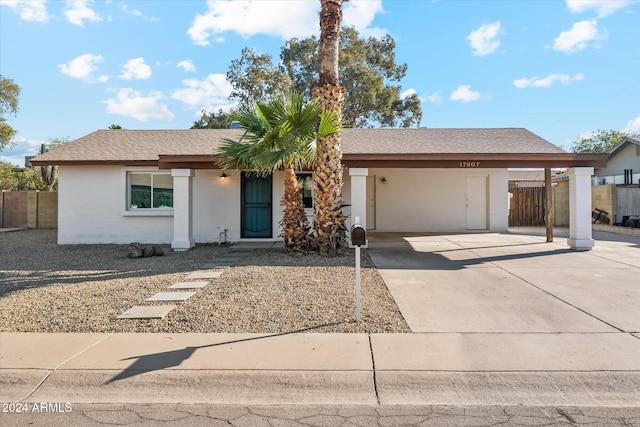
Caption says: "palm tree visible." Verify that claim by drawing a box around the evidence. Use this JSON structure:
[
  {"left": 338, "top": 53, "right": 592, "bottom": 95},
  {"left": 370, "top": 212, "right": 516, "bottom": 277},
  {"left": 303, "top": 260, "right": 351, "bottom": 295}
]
[
  {"left": 313, "top": 0, "right": 348, "bottom": 255},
  {"left": 218, "top": 93, "right": 339, "bottom": 252}
]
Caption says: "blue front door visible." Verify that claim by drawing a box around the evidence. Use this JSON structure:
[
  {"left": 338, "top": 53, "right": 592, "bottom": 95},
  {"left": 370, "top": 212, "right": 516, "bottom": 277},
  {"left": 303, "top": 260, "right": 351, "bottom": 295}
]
[{"left": 241, "top": 172, "right": 272, "bottom": 238}]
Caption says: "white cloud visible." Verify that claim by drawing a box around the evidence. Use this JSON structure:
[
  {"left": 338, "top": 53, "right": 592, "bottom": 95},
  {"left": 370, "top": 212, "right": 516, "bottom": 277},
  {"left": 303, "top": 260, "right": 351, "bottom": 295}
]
[
  {"left": 171, "top": 74, "right": 233, "bottom": 107},
  {"left": 188, "top": 1, "right": 317, "bottom": 45},
  {"left": 0, "top": 136, "right": 46, "bottom": 167},
  {"left": 97, "top": 74, "right": 109, "bottom": 83},
  {"left": 119, "top": 58, "right": 152, "bottom": 80},
  {"left": 342, "top": 0, "right": 387, "bottom": 38},
  {"left": 118, "top": 2, "right": 158, "bottom": 21},
  {"left": 187, "top": 0, "right": 385, "bottom": 46},
  {"left": 467, "top": 22, "right": 501, "bottom": 56},
  {"left": 450, "top": 85, "right": 488, "bottom": 103},
  {"left": 177, "top": 60, "right": 196, "bottom": 73},
  {"left": 513, "top": 73, "right": 585, "bottom": 88},
  {"left": 400, "top": 88, "right": 425, "bottom": 102},
  {"left": 566, "top": 0, "right": 633, "bottom": 17},
  {"left": 103, "top": 88, "right": 175, "bottom": 121},
  {"left": 119, "top": 2, "right": 142, "bottom": 17},
  {"left": 553, "top": 19, "right": 605, "bottom": 53},
  {"left": 426, "top": 91, "right": 443, "bottom": 104},
  {"left": 65, "top": 0, "right": 102, "bottom": 27},
  {"left": 1, "top": 0, "right": 50, "bottom": 23},
  {"left": 58, "top": 53, "right": 103, "bottom": 79},
  {"left": 623, "top": 113, "right": 640, "bottom": 134}
]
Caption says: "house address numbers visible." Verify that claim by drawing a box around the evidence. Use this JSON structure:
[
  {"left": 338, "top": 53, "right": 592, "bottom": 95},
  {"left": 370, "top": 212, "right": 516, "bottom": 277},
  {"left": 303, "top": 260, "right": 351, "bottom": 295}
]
[{"left": 459, "top": 161, "right": 480, "bottom": 167}]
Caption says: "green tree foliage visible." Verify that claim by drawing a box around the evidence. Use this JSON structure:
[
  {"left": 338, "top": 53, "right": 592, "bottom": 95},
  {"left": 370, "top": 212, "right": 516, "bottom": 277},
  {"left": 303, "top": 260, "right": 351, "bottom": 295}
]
[
  {"left": 227, "top": 48, "right": 294, "bottom": 106},
  {"left": 191, "top": 109, "right": 233, "bottom": 129},
  {"left": 570, "top": 129, "right": 639, "bottom": 153},
  {"left": 224, "top": 27, "right": 422, "bottom": 128},
  {"left": 108, "top": 124, "right": 122, "bottom": 129},
  {"left": 0, "top": 75, "right": 21, "bottom": 151},
  {"left": 0, "top": 161, "right": 45, "bottom": 190}
]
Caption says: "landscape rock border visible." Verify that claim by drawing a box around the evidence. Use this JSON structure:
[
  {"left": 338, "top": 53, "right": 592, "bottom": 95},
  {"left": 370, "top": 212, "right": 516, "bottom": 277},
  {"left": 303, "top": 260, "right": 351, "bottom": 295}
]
[{"left": 126, "top": 243, "right": 165, "bottom": 258}]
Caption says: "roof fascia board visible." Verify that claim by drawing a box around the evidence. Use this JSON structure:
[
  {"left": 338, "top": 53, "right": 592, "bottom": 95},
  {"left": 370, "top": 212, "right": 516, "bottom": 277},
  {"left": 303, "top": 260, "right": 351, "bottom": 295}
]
[{"left": 29, "top": 159, "right": 158, "bottom": 167}]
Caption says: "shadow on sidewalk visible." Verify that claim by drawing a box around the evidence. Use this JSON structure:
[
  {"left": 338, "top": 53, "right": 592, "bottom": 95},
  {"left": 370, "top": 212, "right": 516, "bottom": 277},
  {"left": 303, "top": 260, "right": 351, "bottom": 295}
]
[{"left": 106, "top": 322, "right": 344, "bottom": 384}]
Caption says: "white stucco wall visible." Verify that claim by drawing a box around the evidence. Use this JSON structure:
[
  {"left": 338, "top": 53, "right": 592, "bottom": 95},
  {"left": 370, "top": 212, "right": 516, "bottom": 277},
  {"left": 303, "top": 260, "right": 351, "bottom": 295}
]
[
  {"left": 58, "top": 166, "right": 284, "bottom": 244},
  {"left": 192, "top": 169, "right": 284, "bottom": 243},
  {"left": 343, "top": 168, "right": 508, "bottom": 232},
  {"left": 58, "top": 166, "right": 174, "bottom": 244},
  {"left": 58, "top": 165, "right": 508, "bottom": 244}
]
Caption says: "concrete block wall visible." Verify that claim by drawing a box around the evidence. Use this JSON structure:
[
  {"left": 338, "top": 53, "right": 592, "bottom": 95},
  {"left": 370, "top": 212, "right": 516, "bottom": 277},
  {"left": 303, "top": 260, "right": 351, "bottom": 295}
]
[
  {"left": 591, "top": 184, "right": 616, "bottom": 222},
  {"left": 1, "top": 191, "right": 29, "bottom": 228},
  {"left": 37, "top": 191, "right": 58, "bottom": 229},
  {"left": 553, "top": 182, "right": 569, "bottom": 226},
  {"left": 0, "top": 191, "right": 58, "bottom": 229},
  {"left": 27, "top": 191, "right": 38, "bottom": 228},
  {"left": 554, "top": 183, "right": 618, "bottom": 227}
]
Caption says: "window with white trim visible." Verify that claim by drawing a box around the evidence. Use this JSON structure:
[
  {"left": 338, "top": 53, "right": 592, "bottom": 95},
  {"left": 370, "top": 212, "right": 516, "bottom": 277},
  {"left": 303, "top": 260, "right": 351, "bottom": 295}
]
[
  {"left": 296, "top": 173, "right": 314, "bottom": 209},
  {"left": 127, "top": 172, "right": 173, "bottom": 209}
]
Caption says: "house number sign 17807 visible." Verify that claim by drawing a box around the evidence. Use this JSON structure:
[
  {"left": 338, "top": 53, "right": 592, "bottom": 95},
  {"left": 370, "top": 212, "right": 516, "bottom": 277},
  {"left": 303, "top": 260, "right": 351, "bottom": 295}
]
[{"left": 459, "top": 161, "right": 480, "bottom": 167}]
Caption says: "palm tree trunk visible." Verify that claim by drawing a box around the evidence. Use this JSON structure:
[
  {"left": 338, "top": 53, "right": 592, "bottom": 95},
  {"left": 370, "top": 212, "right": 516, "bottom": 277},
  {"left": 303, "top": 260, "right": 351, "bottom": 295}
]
[
  {"left": 313, "top": 0, "right": 347, "bottom": 255},
  {"left": 280, "top": 166, "right": 311, "bottom": 252}
]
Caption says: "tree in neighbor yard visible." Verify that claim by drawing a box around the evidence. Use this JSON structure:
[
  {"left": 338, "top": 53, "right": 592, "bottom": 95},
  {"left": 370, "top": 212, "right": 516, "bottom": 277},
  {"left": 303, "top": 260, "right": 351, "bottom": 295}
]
[
  {"left": 0, "top": 74, "right": 20, "bottom": 152},
  {"left": 570, "top": 129, "right": 639, "bottom": 153},
  {"left": 39, "top": 137, "right": 70, "bottom": 191},
  {"left": 217, "top": 92, "right": 340, "bottom": 252},
  {"left": 312, "top": 0, "right": 348, "bottom": 255},
  {"left": 0, "top": 161, "right": 45, "bottom": 191},
  {"left": 222, "top": 27, "right": 422, "bottom": 129},
  {"left": 190, "top": 108, "right": 232, "bottom": 129}
]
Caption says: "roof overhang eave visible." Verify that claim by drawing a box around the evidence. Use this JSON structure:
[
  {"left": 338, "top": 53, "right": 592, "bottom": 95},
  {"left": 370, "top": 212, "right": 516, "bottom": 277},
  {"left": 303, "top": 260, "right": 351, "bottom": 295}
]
[
  {"left": 29, "top": 159, "right": 158, "bottom": 167},
  {"left": 342, "top": 153, "right": 607, "bottom": 168}
]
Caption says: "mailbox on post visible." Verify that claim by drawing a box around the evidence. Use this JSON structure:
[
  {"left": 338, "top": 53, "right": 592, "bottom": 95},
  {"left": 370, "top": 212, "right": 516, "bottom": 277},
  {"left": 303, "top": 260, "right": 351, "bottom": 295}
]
[
  {"left": 350, "top": 223, "right": 367, "bottom": 247},
  {"left": 351, "top": 218, "right": 366, "bottom": 323}
]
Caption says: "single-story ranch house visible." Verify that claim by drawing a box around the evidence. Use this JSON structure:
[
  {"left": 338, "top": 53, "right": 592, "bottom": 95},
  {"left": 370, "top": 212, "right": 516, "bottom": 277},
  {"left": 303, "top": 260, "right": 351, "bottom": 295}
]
[{"left": 31, "top": 128, "right": 606, "bottom": 250}]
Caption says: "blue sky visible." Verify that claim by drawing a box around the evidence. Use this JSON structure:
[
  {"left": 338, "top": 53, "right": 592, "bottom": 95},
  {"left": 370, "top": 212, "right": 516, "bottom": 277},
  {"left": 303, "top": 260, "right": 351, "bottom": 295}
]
[{"left": 1, "top": 0, "right": 639, "bottom": 166}]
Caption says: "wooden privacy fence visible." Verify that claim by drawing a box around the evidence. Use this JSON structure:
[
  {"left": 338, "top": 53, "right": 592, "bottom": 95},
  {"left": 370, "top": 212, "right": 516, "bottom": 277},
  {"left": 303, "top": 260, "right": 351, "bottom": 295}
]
[
  {"left": 616, "top": 187, "right": 640, "bottom": 224},
  {"left": 509, "top": 187, "right": 546, "bottom": 226},
  {"left": 0, "top": 191, "right": 57, "bottom": 229}
]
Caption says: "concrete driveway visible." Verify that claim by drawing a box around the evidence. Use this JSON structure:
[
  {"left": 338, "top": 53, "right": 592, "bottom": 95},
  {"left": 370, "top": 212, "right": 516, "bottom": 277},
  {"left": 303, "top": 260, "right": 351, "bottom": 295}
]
[{"left": 367, "top": 227, "right": 640, "bottom": 334}]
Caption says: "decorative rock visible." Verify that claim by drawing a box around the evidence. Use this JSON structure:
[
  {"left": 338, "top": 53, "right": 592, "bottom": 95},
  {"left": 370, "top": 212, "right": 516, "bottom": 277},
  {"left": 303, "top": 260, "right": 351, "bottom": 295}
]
[
  {"left": 126, "top": 243, "right": 143, "bottom": 258},
  {"left": 142, "top": 245, "right": 154, "bottom": 258},
  {"left": 127, "top": 243, "right": 164, "bottom": 258}
]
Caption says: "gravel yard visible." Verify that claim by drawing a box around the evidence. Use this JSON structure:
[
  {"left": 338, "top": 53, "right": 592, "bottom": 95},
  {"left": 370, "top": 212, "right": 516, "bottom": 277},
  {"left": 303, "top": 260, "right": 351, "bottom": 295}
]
[{"left": 0, "top": 229, "right": 409, "bottom": 333}]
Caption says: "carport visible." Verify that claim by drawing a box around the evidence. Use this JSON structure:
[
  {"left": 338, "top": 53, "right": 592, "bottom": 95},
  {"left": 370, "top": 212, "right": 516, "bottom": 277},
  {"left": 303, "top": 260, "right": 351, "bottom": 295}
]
[{"left": 342, "top": 128, "right": 606, "bottom": 250}]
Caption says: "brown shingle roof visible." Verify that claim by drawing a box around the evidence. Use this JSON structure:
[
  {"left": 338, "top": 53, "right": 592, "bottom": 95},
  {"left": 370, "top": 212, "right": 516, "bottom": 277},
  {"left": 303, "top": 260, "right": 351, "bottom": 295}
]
[
  {"left": 341, "top": 128, "right": 565, "bottom": 154},
  {"left": 32, "top": 128, "right": 565, "bottom": 165}
]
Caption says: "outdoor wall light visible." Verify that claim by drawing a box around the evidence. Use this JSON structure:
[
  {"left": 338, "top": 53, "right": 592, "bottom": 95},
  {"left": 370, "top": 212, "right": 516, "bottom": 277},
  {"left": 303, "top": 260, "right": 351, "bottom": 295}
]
[
  {"left": 381, "top": 177, "right": 387, "bottom": 184},
  {"left": 220, "top": 172, "right": 227, "bottom": 181}
]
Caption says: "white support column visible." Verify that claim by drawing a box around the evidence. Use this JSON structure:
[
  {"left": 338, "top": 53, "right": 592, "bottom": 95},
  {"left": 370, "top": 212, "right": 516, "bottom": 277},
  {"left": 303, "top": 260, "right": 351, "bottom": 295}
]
[
  {"left": 349, "top": 168, "right": 368, "bottom": 229},
  {"left": 567, "top": 167, "right": 595, "bottom": 250},
  {"left": 171, "top": 169, "right": 195, "bottom": 251}
]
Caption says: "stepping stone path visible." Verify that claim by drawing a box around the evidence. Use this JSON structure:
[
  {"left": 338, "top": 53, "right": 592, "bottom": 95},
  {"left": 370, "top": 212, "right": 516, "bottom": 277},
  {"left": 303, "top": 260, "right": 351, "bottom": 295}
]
[
  {"left": 185, "top": 271, "right": 222, "bottom": 280},
  {"left": 169, "top": 281, "right": 209, "bottom": 289},
  {"left": 117, "top": 305, "right": 176, "bottom": 319},
  {"left": 117, "top": 246, "right": 255, "bottom": 320},
  {"left": 146, "top": 291, "right": 196, "bottom": 302}
]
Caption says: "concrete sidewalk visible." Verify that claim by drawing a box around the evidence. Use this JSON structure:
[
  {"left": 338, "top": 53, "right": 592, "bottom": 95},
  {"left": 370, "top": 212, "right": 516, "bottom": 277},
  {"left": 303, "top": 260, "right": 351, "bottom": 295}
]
[
  {"left": 2, "top": 332, "right": 640, "bottom": 406},
  {"left": 1, "top": 228, "right": 639, "bottom": 408}
]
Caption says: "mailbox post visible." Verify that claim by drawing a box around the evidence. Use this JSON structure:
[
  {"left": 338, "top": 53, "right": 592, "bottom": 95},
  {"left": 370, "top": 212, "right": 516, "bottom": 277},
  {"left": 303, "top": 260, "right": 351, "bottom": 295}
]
[{"left": 350, "top": 217, "right": 367, "bottom": 323}]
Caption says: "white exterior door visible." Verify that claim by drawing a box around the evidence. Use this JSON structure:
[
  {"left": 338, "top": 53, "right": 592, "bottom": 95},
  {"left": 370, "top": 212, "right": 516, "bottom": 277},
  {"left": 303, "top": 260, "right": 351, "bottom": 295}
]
[
  {"left": 366, "top": 175, "right": 376, "bottom": 230},
  {"left": 466, "top": 175, "right": 488, "bottom": 230}
]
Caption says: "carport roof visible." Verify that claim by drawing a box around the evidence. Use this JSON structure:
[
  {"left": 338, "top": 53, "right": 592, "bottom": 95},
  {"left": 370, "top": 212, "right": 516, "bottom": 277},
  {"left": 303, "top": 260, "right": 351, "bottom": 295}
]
[{"left": 31, "top": 128, "right": 606, "bottom": 169}]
